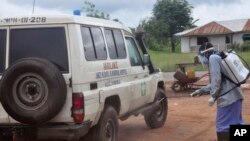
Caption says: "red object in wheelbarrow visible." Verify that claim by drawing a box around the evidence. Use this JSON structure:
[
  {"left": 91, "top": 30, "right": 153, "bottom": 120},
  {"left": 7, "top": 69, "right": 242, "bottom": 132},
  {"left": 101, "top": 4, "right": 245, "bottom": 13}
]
[{"left": 171, "top": 70, "right": 209, "bottom": 92}]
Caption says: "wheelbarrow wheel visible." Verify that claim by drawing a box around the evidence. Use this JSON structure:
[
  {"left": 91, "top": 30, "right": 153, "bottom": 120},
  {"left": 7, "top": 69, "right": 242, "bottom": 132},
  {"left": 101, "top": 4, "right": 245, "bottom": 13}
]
[{"left": 171, "top": 81, "right": 183, "bottom": 93}]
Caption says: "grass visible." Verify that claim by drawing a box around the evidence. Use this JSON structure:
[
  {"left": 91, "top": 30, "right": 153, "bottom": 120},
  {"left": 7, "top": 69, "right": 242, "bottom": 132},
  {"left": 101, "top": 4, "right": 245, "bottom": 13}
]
[
  {"left": 238, "top": 52, "right": 250, "bottom": 67},
  {"left": 149, "top": 50, "right": 250, "bottom": 72}
]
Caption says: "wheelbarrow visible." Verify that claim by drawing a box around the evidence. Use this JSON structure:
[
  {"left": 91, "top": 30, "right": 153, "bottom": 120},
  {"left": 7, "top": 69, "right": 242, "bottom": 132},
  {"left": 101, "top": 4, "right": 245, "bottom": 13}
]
[{"left": 171, "top": 70, "right": 209, "bottom": 92}]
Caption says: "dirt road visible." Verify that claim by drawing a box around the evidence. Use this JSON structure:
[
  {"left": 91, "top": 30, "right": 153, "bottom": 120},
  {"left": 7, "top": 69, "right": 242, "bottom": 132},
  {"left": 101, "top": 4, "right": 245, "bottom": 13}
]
[
  {"left": 15, "top": 80, "right": 250, "bottom": 141},
  {"left": 118, "top": 88, "right": 250, "bottom": 141}
]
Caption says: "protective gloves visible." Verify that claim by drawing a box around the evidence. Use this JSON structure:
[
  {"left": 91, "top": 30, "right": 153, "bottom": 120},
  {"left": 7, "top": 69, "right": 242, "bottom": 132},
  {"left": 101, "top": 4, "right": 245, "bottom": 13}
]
[
  {"left": 208, "top": 97, "right": 215, "bottom": 106},
  {"left": 190, "top": 89, "right": 202, "bottom": 97}
]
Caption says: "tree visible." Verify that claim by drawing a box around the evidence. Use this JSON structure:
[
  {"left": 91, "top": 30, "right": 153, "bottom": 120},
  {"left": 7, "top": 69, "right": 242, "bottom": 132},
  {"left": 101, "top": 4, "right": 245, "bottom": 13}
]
[
  {"left": 82, "top": 1, "right": 122, "bottom": 23},
  {"left": 141, "top": 17, "right": 170, "bottom": 51},
  {"left": 82, "top": 1, "right": 110, "bottom": 20},
  {"left": 153, "top": 0, "right": 194, "bottom": 52}
]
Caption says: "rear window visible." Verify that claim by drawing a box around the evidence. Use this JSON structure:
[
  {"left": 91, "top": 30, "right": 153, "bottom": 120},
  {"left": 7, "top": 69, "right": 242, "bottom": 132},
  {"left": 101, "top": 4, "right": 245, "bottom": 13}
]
[
  {"left": 0, "top": 30, "right": 6, "bottom": 73},
  {"left": 9, "top": 27, "right": 69, "bottom": 72}
]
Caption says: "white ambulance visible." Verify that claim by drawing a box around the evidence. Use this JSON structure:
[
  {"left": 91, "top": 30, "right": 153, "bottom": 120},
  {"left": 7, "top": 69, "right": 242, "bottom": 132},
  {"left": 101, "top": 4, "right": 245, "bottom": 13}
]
[{"left": 0, "top": 15, "right": 167, "bottom": 141}]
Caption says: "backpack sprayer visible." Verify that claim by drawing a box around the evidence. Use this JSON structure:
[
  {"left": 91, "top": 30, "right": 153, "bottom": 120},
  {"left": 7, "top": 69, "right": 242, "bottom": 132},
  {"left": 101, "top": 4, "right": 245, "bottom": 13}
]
[
  {"left": 220, "top": 50, "right": 250, "bottom": 86},
  {"left": 209, "top": 50, "right": 250, "bottom": 105}
]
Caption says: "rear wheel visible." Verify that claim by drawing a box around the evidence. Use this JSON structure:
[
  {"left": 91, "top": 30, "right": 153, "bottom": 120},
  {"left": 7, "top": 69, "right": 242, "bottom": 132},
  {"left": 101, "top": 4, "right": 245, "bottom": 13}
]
[
  {"left": 83, "top": 105, "right": 118, "bottom": 141},
  {"left": 144, "top": 88, "right": 167, "bottom": 129}
]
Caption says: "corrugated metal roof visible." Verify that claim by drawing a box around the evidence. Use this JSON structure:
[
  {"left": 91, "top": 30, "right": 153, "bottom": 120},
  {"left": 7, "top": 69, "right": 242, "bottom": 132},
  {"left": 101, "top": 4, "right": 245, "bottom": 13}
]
[
  {"left": 174, "top": 27, "right": 198, "bottom": 36},
  {"left": 176, "top": 19, "right": 250, "bottom": 37},
  {"left": 184, "top": 21, "right": 232, "bottom": 36},
  {"left": 243, "top": 19, "right": 250, "bottom": 32},
  {"left": 218, "top": 19, "right": 248, "bottom": 32}
]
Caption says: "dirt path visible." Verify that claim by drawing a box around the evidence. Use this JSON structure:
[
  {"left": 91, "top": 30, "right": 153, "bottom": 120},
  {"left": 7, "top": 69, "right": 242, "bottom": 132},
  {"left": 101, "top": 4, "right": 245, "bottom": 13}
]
[{"left": 119, "top": 88, "right": 250, "bottom": 141}]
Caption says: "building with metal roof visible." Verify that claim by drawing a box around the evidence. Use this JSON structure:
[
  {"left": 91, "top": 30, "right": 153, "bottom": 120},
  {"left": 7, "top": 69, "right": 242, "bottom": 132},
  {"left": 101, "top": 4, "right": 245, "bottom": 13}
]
[{"left": 175, "top": 19, "right": 250, "bottom": 53}]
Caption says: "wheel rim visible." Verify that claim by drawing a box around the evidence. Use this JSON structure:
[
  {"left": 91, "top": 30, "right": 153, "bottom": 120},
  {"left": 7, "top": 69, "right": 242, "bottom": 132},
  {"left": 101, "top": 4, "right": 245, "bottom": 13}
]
[
  {"left": 172, "top": 82, "right": 182, "bottom": 92},
  {"left": 12, "top": 73, "right": 49, "bottom": 110},
  {"left": 155, "top": 97, "right": 166, "bottom": 121},
  {"left": 105, "top": 119, "right": 115, "bottom": 141}
]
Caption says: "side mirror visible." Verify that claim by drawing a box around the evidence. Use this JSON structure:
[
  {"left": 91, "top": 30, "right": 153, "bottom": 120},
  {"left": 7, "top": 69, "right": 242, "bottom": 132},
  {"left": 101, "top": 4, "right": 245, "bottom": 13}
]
[{"left": 143, "top": 54, "right": 150, "bottom": 66}]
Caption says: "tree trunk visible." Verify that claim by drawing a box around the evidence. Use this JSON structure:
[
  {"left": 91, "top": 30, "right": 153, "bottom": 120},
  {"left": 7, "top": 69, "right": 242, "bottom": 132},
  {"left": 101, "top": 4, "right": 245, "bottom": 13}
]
[{"left": 170, "top": 37, "right": 175, "bottom": 52}]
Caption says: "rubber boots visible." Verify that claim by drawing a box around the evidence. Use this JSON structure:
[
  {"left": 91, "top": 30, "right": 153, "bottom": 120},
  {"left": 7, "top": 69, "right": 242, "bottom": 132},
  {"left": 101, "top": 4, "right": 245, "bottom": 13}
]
[{"left": 217, "top": 132, "right": 229, "bottom": 141}]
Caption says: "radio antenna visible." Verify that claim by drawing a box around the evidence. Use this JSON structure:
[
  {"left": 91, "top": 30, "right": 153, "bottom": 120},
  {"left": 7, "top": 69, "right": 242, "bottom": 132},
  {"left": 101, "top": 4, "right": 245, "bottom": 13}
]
[{"left": 32, "top": 0, "right": 36, "bottom": 14}]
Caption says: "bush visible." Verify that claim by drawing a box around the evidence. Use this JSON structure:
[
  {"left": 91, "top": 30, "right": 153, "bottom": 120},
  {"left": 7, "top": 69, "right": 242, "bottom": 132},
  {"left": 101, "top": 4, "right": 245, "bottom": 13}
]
[
  {"left": 146, "top": 37, "right": 169, "bottom": 51},
  {"left": 231, "top": 42, "right": 241, "bottom": 51},
  {"left": 241, "top": 41, "right": 250, "bottom": 51}
]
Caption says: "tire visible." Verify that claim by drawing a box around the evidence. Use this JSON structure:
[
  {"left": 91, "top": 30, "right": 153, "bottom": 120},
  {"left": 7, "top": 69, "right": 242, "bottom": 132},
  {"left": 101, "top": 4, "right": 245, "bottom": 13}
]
[
  {"left": 0, "top": 57, "right": 67, "bottom": 125},
  {"left": 144, "top": 88, "right": 168, "bottom": 129},
  {"left": 171, "top": 81, "right": 183, "bottom": 92},
  {"left": 83, "top": 105, "right": 118, "bottom": 141}
]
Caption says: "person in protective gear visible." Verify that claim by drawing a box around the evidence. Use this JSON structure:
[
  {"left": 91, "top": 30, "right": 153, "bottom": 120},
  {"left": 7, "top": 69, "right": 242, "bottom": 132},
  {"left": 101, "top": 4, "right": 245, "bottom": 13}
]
[{"left": 192, "top": 42, "right": 244, "bottom": 141}]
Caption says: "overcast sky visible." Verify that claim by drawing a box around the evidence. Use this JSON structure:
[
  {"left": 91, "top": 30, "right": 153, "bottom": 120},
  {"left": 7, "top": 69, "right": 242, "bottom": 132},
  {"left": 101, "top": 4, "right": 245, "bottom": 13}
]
[{"left": 0, "top": 0, "right": 250, "bottom": 27}]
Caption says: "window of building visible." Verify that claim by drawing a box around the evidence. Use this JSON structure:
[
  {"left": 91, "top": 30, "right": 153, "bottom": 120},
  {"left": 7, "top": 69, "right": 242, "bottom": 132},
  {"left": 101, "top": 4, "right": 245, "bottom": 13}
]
[
  {"left": 242, "top": 34, "right": 250, "bottom": 41},
  {"left": 197, "top": 37, "right": 208, "bottom": 45},
  {"left": 225, "top": 36, "right": 230, "bottom": 44},
  {"left": 81, "top": 26, "right": 107, "bottom": 61},
  {"left": 10, "top": 27, "right": 69, "bottom": 72},
  {"left": 0, "top": 30, "right": 6, "bottom": 73},
  {"left": 105, "top": 29, "right": 126, "bottom": 59}
]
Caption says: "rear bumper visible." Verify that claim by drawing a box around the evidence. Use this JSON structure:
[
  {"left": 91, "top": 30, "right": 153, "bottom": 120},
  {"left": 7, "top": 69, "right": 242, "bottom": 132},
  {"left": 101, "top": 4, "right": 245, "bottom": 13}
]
[{"left": 0, "top": 120, "right": 92, "bottom": 140}]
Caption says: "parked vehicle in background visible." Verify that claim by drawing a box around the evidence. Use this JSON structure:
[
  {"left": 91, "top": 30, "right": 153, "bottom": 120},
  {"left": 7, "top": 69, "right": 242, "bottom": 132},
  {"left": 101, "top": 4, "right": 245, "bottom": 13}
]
[{"left": 0, "top": 15, "right": 167, "bottom": 141}]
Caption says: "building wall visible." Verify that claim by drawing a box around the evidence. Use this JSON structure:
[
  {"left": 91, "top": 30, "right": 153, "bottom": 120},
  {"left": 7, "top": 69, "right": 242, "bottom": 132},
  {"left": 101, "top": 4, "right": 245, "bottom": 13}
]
[
  {"left": 181, "top": 37, "right": 190, "bottom": 53},
  {"left": 232, "top": 33, "right": 244, "bottom": 45},
  {"left": 190, "top": 37, "right": 197, "bottom": 46},
  {"left": 180, "top": 37, "right": 199, "bottom": 52},
  {"left": 209, "top": 35, "right": 226, "bottom": 51},
  {"left": 181, "top": 36, "right": 226, "bottom": 52},
  {"left": 180, "top": 33, "right": 247, "bottom": 53}
]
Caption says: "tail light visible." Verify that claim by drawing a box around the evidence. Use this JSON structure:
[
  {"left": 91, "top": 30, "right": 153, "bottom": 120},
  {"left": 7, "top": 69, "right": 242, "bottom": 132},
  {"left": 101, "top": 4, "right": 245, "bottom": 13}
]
[{"left": 72, "top": 92, "right": 84, "bottom": 123}]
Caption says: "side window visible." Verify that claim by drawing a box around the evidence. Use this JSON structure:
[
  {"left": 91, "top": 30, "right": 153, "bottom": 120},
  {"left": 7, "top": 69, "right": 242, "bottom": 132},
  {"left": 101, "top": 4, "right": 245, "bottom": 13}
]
[
  {"left": 125, "top": 37, "right": 142, "bottom": 66},
  {"left": 81, "top": 27, "right": 95, "bottom": 60},
  {"left": 81, "top": 26, "right": 107, "bottom": 61},
  {"left": 0, "top": 30, "right": 6, "bottom": 73},
  {"left": 113, "top": 30, "right": 126, "bottom": 58},
  {"left": 105, "top": 30, "right": 117, "bottom": 59},
  {"left": 10, "top": 27, "right": 69, "bottom": 72},
  {"left": 105, "top": 29, "right": 126, "bottom": 59}
]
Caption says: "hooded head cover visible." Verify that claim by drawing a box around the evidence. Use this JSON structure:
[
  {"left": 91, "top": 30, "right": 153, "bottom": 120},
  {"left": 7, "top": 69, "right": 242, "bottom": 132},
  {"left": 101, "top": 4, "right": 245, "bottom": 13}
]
[{"left": 198, "top": 42, "right": 215, "bottom": 65}]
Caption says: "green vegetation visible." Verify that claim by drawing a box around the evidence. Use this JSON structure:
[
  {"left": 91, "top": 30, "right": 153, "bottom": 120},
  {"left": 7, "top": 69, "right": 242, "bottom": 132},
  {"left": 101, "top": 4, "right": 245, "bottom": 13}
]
[
  {"left": 141, "top": 0, "right": 196, "bottom": 52},
  {"left": 82, "top": 1, "right": 120, "bottom": 22},
  {"left": 241, "top": 41, "right": 250, "bottom": 51},
  {"left": 238, "top": 52, "right": 250, "bottom": 65},
  {"left": 149, "top": 50, "right": 200, "bottom": 72},
  {"left": 149, "top": 50, "right": 250, "bottom": 72}
]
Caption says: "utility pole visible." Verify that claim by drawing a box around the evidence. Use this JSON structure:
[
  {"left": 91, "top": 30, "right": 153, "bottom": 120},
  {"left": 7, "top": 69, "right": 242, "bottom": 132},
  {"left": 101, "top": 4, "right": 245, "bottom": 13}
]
[{"left": 32, "top": 0, "right": 36, "bottom": 14}]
